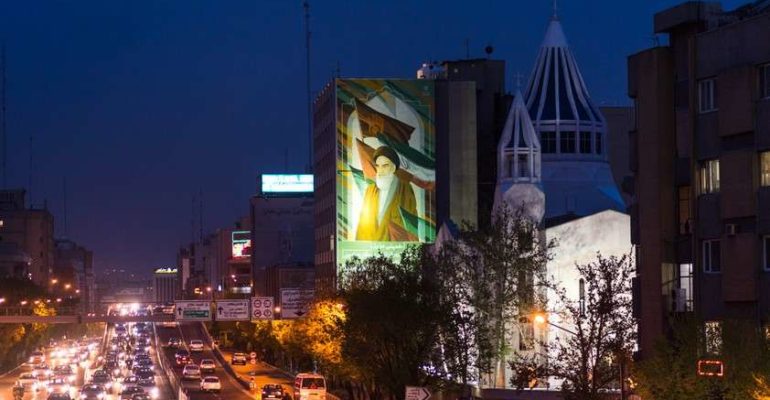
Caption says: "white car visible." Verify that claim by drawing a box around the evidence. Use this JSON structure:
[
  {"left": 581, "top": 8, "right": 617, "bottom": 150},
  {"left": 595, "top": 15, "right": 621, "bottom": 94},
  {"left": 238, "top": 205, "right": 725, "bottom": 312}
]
[
  {"left": 182, "top": 365, "right": 201, "bottom": 380},
  {"left": 199, "top": 359, "right": 216, "bottom": 373},
  {"left": 188, "top": 340, "right": 204, "bottom": 352},
  {"left": 200, "top": 376, "right": 221, "bottom": 393}
]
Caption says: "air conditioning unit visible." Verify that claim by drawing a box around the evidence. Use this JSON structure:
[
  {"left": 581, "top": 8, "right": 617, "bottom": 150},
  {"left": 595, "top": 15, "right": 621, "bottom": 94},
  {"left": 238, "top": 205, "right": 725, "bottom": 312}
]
[
  {"left": 672, "top": 288, "right": 687, "bottom": 312},
  {"left": 726, "top": 223, "right": 737, "bottom": 236}
]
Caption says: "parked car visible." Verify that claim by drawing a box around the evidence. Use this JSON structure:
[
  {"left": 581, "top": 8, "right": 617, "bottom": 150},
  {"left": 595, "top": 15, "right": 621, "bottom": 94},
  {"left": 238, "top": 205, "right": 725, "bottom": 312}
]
[
  {"left": 231, "top": 352, "right": 247, "bottom": 365},
  {"left": 199, "top": 359, "right": 216, "bottom": 373},
  {"left": 188, "top": 340, "right": 204, "bottom": 352},
  {"left": 200, "top": 376, "right": 221, "bottom": 393},
  {"left": 182, "top": 365, "right": 201, "bottom": 380}
]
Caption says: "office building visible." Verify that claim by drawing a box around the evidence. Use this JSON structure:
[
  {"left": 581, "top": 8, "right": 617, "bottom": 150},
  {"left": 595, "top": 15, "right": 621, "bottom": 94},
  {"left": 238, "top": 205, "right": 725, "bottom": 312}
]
[
  {"left": 0, "top": 190, "right": 55, "bottom": 286},
  {"left": 54, "top": 239, "right": 94, "bottom": 313},
  {"left": 628, "top": 1, "right": 770, "bottom": 359},
  {"left": 153, "top": 267, "right": 179, "bottom": 304}
]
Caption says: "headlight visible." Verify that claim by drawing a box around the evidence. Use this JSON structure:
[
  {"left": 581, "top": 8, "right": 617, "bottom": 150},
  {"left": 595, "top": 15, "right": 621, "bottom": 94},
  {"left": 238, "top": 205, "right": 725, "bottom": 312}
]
[
  {"left": 69, "top": 376, "right": 76, "bottom": 382},
  {"left": 150, "top": 387, "right": 159, "bottom": 398},
  {"left": 32, "top": 371, "right": 38, "bottom": 377},
  {"left": 29, "top": 357, "right": 34, "bottom": 363},
  {"left": 97, "top": 394, "right": 104, "bottom": 399},
  {"left": 114, "top": 368, "right": 120, "bottom": 375}
]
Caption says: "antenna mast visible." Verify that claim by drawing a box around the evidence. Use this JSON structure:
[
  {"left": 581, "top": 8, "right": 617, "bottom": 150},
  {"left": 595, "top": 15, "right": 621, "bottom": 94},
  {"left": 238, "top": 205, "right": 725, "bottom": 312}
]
[
  {"left": 63, "top": 177, "right": 68, "bottom": 238},
  {"left": 304, "top": 1, "right": 312, "bottom": 173},
  {"left": 198, "top": 188, "right": 203, "bottom": 242},
  {"left": 1, "top": 43, "right": 6, "bottom": 189},
  {"left": 29, "top": 135, "right": 33, "bottom": 206}
]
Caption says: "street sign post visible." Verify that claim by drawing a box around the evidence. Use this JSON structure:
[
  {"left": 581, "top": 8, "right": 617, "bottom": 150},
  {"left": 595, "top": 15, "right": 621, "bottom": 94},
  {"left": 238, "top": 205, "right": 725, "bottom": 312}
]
[
  {"left": 251, "top": 297, "right": 274, "bottom": 321},
  {"left": 215, "top": 300, "right": 249, "bottom": 321},
  {"left": 175, "top": 301, "right": 211, "bottom": 321},
  {"left": 405, "top": 387, "right": 431, "bottom": 400},
  {"left": 280, "top": 289, "right": 314, "bottom": 319}
]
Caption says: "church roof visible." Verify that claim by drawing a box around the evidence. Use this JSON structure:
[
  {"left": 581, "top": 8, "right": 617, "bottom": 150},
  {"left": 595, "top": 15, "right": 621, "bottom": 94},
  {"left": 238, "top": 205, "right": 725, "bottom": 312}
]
[
  {"left": 501, "top": 89, "right": 540, "bottom": 151},
  {"left": 524, "top": 15, "right": 605, "bottom": 127}
]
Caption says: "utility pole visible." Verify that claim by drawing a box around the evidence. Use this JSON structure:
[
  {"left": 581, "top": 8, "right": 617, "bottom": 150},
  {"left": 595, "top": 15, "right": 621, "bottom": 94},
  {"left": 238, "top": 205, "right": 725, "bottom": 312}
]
[{"left": 1, "top": 43, "right": 6, "bottom": 189}]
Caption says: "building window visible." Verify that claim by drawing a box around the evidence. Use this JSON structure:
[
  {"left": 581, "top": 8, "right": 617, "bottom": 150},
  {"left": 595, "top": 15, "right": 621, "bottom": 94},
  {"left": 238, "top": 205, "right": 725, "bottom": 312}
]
[
  {"left": 678, "top": 263, "right": 694, "bottom": 312},
  {"left": 560, "top": 131, "right": 576, "bottom": 153},
  {"left": 517, "top": 154, "right": 529, "bottom": 178},
  {"left": 507, "top": 155, "right": 515, "bottom": 178},
  {"left": 699, "top": 159, "right": 720, "bottom": 194},
  {"left": 704, "top": 321, "right": 722, "bottom": 355},
  {"left": 541, "top": 132, "right": 556, "bottom": 153},
  {"left": 579, "top": 131, "right": 591, "bottom": 154},
  {"left": 760, "top": 64, "right": 770, "bottom": 100},
  {"left": 703, "top": 239, "right": 721, "bottom": 273},
  {"left": 764, "top": 236, "right": 770, "bottom": 271},
  {"left": 596, "top": 132, "right": 603, "bottom": 155},
  {"left": 698, "top": 78, "right": 717, "bottom": 113},
  {"left": 678, "top": 186, "right": 692, "bottom": 234},
  {"left": 761, "top": 151, "right": 770, "bottom": 187}
]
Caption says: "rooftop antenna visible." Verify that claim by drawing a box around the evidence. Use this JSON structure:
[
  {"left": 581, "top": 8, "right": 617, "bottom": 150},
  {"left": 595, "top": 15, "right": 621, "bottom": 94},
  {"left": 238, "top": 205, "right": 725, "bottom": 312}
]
[
  {"left": 191, "top": 193, "right": 196, "bottom": 244},
  {"left": 1, "top": 43, "right": 6, "bottom": 189},
  {"left": 304, "top": 1, "right": 312, "bottom": 173},
  {"left": 28, "top": 135, "right": 33, "bottom": 206},
  {"left": 63, "top": 177, "right": 68, "bottom": 238},
  {"left": 198, "top": 188, "right": 203, "bottom": 242}
]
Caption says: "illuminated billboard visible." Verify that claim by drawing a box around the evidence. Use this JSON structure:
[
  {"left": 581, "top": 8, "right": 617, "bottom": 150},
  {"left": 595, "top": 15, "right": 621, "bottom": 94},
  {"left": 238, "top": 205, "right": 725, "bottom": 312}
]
[
  {"left": 261, "top": 174, "right": 313, "bottom": 194},
  {"left": 336, "top": 79, "right": 436, "bottom": 265},
  {"left": 232, "top": 231, "right": 252, "bottom": 259}
]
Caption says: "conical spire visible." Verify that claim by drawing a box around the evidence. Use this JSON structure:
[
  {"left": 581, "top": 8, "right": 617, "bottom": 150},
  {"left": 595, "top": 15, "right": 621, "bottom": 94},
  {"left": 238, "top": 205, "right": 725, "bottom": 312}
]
[
  {"left": 541, "top": 16, "right": 568, "bottom": 47},
  {"left": 497, "top": 89, "right": 541, "bottom": 184}
]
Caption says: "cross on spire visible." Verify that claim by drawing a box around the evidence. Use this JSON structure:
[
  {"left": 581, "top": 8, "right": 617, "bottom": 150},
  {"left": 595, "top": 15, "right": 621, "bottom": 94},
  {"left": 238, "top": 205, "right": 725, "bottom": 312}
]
[{"left": 514, "top": 72, "right": 525, "bottom": 89}]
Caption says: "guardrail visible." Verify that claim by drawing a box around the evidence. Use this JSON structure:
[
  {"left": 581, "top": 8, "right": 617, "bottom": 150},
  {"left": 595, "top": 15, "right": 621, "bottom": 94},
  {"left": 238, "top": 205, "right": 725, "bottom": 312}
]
[{"left": 152, "top": 323, "right": 182, "bottom": 400}]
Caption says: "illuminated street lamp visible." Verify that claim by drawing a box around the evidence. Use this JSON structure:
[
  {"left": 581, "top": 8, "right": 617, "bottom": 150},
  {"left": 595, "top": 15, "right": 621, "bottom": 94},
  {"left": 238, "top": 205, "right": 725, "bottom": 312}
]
[
  {"left": 64, "top": 283, "right": 71, "bottom": 290},
  {"left": 75, "top": 289, "right": 80, "bottom": 294},
  {"left": 51, "top": 279, "right": 58, "bottom": 285},
  {"left": 56, "top": 298, "right": 62, "bottom": 303},
  {"left": 0, "top": 298, "right": 5, "bottom": 304},
  {"left": 20, "top": 300, "right": 28, "bottom": 306}
]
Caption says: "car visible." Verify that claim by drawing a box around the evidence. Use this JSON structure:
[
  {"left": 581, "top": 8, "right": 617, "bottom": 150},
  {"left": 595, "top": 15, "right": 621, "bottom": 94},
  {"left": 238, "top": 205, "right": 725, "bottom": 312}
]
[
  {"left": 90, "top": 370, "right": 114, "bottom": 393},
  {"left": 33, "top": 363, "right": 53, "bottom": 377},
  {"left": 105, "top": 361, "right": 121, "bottom": 378},
  {"left": 47, "top": 377, "right": 71, "bottom": 394},
  {"left": 188, "top": 340, "right": 204, "bottom": 352},
  {"left": 231, "top": 352, "right": 247, "bottom": 365},
  {"left": 53, "top": 365, "right": 76, "bottom": 382},
  {"left": 18, "top": 372, "right": 40, "bottom": 391},
  {"left": 47, "top": 393, "right": 72, "bottom": 400},
  {"left": 261, "top": 384, "right": 285, "bottom": 400},
  {"left": 182, "top": 364, "right": 201, "bottom": 380},
  {"left": 119, "top": 386, "right": 145, "bottom": 400},
  {"left": 131, "top": 394, "right": 151, "bottom": 400},
  {"left": 79, "top": 384, "right": 107, "bottom": 400},
  {"left": 174, "top": 350, "right": 191, "bottom": 366},
  {"left": 29, "top": 350, "right": 46, "bottom": 364},
  {"left": 135, "top": 358, "right": 153, "bottom": 370},
  {"left": 199, "top": 359, "right": 216, "bottom": 373},
  {"left": 135, "top": 369, "right": 155, "bottom": 386},
  {"left": 200, "top": 376, "right": 221, "bottom": 393},
  {"left": 159, "top": 321, "right": 178, "bottom": 328},
  {"left": 166, "top": 337, "right": 181, "bottom": 348}
]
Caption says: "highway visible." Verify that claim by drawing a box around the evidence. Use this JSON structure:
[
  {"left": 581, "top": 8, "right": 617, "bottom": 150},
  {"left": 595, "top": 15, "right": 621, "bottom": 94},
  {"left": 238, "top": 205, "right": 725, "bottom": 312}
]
[{"left": 156, "top": 322, "right": 253, "bottom": 400}]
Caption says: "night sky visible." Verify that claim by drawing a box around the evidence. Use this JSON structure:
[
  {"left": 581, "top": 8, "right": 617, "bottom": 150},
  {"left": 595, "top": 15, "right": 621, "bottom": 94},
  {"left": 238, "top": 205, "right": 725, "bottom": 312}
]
[{"left": 0, "top": 0, "right": 746, "bottom": 276}]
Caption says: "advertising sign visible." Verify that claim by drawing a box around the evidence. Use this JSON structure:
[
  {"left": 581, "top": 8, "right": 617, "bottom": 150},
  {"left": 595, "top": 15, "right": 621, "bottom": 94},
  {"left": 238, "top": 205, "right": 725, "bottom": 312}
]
[
  {"left": 280, "top": 289, "right": 314, "bottom": 319},
  {"left": 335, "top": 79, "right": 436, "bottom": 267},
  {"left": 175, "top": 300, "right": 211, "bottom": 321},
  {"left": 251, "top": 296, "right": 274, "bottom": 321},
  {"left": 214, "top": 300, "right": 249, "bottom": 321},
  {"left": 232, "top": 231, "right": 251, "bottom": 259},
  {"left": 261, "top": 174, "right": 314, "bottom": 194}
]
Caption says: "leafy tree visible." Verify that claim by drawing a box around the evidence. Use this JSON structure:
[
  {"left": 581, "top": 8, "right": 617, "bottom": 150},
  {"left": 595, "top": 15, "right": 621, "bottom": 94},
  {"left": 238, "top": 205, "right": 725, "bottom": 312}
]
[
  {"left": 510, "top": 253, "right": 635, "bottom": 400},
  {"left": 435, "top": 205, "right": 552, "bottom": 388},
  {"left": 338, "top": 246, "right": 447, "bottom": 400}
]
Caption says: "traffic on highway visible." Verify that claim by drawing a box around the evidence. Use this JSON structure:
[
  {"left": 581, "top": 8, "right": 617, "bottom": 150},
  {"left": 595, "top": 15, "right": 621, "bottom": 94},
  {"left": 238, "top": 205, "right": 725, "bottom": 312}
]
[{"left": 1, "top": 303, "right": 325, "bottom": 400}]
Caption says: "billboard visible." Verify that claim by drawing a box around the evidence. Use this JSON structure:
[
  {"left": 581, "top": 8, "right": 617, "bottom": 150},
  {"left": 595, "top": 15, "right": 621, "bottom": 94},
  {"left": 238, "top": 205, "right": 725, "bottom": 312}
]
[
  {"left": 336, "top": 79, "right": 436, "bottom": 265},
  {"left": 261, "top": 174, "right": 314, "bottom": 194},
  {"left": 232, "top": 231, "right": 251, "bottom": 259}
]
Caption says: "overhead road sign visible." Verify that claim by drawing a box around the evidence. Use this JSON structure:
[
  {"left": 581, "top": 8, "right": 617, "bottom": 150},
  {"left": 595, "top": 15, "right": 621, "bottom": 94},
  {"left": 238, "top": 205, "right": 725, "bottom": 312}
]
[
  {"left": 175, "top": 300, "right": 211, "bottom": 321},
  {"left": 215, "top": 300, "right": 249, "bottom": 321}
]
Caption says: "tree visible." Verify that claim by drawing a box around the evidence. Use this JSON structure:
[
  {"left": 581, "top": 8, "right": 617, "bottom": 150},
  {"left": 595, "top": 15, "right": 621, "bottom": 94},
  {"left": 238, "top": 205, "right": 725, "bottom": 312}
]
[
  {"left": 435, "top": 205, "right": 552, "bottom": 388},
  {"left": 338, "top": 246, "right": 448, "bottom": 400},
  {"left": 510, "top": 252, "right": 635, "bottom": 400},
  {"left": 635, "top": 316, "right": 770, "bottom": 400}
]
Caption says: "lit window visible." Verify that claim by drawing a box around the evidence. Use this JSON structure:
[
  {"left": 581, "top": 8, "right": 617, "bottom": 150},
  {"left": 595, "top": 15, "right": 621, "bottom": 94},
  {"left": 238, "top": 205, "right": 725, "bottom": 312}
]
[
  {"left": 678, "top": 263, "right": 693, "bottom": 312},
  {"left": 764, "top": 236, "right": 770, "bottom": 271},
  {"left": 761, "top": 151, "right": 770, "bottom": 187},
  {"left": 703, "top": 240, "right": 721, "bottom": 273},
  {"left": 541, "top": 132, "right": 556, "bottom": 153},
  {"left": 704, "top": 321, "right": 722, "bottom": 355},
  {"left": 760, "top": 64, "right": 770, "bottom": 100},
  {"left": 698, "top": 78, "right": 717, "bottom": 113},
  {"left": 699, "top": 159, "right": 720, "bottom": 194},
  {"left": 560, "top": 131, "right": 576, "bottom": 153},
  {"left": 579, "top": 131, "right": 591, "bottom": 154}
]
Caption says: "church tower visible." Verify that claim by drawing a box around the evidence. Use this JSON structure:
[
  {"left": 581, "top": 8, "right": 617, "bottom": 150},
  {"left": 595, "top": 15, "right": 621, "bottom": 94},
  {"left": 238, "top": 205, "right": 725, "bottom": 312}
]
[
  {"left": 493, "top": 88, "right": 545, "bottom": 223},
  {"left": 524, "top": 12, "right": 625, "bottom": 219}
]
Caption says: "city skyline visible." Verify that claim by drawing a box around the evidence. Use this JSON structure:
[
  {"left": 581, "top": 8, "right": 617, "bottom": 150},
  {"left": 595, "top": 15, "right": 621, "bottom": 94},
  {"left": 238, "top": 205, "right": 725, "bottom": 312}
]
[{"left": 0, "top": 0, "right": 748, "bottom": 273}]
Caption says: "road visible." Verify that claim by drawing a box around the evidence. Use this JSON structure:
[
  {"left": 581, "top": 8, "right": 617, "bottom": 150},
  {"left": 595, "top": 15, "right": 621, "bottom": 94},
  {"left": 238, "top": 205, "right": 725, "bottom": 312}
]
[
  {"left": 156, "top": 322, "right": 254, "bottom": 400},
  {"left": 219, "top": 348, "right": 293, "bottom": 395}
]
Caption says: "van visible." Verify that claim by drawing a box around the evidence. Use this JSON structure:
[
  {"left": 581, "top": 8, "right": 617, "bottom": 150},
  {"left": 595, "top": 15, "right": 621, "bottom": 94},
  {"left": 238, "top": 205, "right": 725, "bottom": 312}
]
[{"left": 294, "top": 373, "right": 326, "bottom": 400}]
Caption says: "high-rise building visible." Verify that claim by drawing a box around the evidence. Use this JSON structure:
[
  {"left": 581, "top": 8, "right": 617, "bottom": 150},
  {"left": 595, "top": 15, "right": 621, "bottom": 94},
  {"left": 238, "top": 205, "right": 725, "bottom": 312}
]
[
  {"left": 153, "top": 267, "right": 179, "bottom": 304},
  {"left": 0, "top": 190, "right": 55, "bottom": 286},
  {"left": 54, "top": 239, "right": 94, "bottom": 313},
  {"left": 628, "top": 0, "right": 770, "bottom": 359}
]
